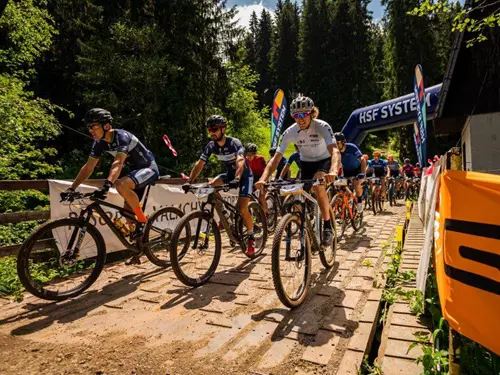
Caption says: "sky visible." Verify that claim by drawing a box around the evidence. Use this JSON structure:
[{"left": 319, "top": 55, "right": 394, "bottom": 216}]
[{"left": 227, "top": 0, "right": 385, "bottom": 28}]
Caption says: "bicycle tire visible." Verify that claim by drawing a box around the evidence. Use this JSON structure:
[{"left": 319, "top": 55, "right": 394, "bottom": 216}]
[
  {"left": 351, "top": 199, "right": 363, "bottom": 231},
  {"left": 331, "top": 194, "right": 347, "bottom": 240},
  {"left": 377, "top": 193, "right": 384, "bottom": 213},
  {"left": 169, "top": 211, "right": 221, "bottom": 287},
  {"left": 371, "top": 191, "right": 378, "bottom": 215},
  {"left": 319, "top": 205, "right": 337, "bottom": 268},
  {"left": 271, "top": 213, "right": 311, "bottom": 308},
  {"left": 265, "top": 193, "right": 279, "bottom": 233},
  {"left": 143, "top": 206, "right": 186, "bottom": 267},
  {"left": 17, "top": 218, "right": 106, "bottom": 301},
  {"left": 243, "top": 201, "right": 268, "bottom": 259}
]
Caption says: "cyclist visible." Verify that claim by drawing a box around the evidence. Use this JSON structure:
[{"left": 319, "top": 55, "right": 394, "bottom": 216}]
[
  {"left": 335, "top": 133, "right": 366, "bottom": 212},
  {"left": 183, "top": 115, "right": 257, "bottom": 255},
  {"left": 401, "top": 158, "right": 416, "bottom": 193},
  {"left": 367, "top": 151, "right": 387, "bottom": 198},
  {"left": 414, "top": 162, "right": 422, "bottom": 178},
  {"left": 61, "top": 108, "right": 159, "bottom": 241},
  {"left": 269, "top": 147, "right": 287, "bottom": 180},
  {"left": 363, "top": 154, "right": 373, "bottom": 177},
  {"left": 279, "top": 144, "right": 301, "bottom": 180},
  {"left": 256, "top": 96, "right": 341, "bottom": 247},
  {"left": 245, "top": 143, "right": 268, "bottom": 214},
  {"left": 386, "top": 154, "right": 402, "bottom": 194}
]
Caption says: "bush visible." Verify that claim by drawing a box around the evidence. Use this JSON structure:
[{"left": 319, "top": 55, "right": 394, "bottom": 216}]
[
  {"left": 0, "top": 221, "right": 40, "bottom": 247},
  {"left": 0, "top": 190, "right": 49, "bottom": 213}
]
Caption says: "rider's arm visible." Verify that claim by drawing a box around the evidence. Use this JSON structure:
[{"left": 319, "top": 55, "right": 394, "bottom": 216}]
[
  {"left": 360, "top": 157, "right": 367, "bottom": 174},
  {"left": 279, "top": 164, "right": 290, "bottom": 179},
  {"left": 327, "top": 143, "right": 341, "bottom": 176},
  {"left": 260, "top": 153, "right": 283, "bottom": 182},
  {"left": 70, "top": 157, "right": 99, "bottom": 189},
  {"left": 107, "top": 152, "right": 127, "bottom": 184},
  {"left": 188, "top": 159, "right": 206, "bottom": 183},
  {"left": 234, "top": 154, "right": 245, "bottom": 180}
]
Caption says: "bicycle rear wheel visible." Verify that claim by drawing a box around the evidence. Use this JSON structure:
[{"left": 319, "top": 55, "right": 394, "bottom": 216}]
[
  {"left": 271, "top": 213, "right": 311, "bottom": 308},
  {"left": 17, "top": 218, "right": 106, "bottom": 301},
  {"left": 332, "top": 194, "right": 348, "bottom": 240},
  {"left": 371, "top": 190, "right": 378, "bottom": 215},
  {"left": 169, "top": 211, "right": 221, "bottom": 287},
  {"left": 351, "top": 199, "right": 363, "bottom": 231},
  {"left": 143, "top": 206, "right": 186, "bottom": 267},
  {"left": 241, "top": 201, "right": 268, "bottom": 259},
  {"left": 265, "top": 193, "right": 279, "bottom": 233}
]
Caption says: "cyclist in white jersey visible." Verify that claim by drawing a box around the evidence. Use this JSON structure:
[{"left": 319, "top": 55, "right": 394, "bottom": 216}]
[{"left": 255, "top": 96, "right": 341, "bottom": 247}]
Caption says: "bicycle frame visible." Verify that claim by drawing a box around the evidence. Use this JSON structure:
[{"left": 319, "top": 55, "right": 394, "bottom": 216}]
[{"left": 332, "top": 182, "right": 356, "bottom": 220}]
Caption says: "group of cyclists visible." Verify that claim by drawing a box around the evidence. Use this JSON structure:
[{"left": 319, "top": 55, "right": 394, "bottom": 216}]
[{"left": 63, "top": 96, "right": 421, "bottom": 260}]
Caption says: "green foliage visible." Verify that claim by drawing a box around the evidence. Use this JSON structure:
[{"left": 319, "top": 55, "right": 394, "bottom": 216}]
[
  {"left": 0, "top": 256, "right": 24, "bottom": 301},
  {"left": 409, "top": 0, "right": 497, "bottom": 47},
  {"left": 0, "top": 221, "right": 40, "bottom": 247},
  {"left": 0, "top": 0, "right": 57, "bottom": 78},
  {"left": 0, "top": 75, "right": 63, "bottom": 179},
  {"left": 360, "top": 356, "right": 384, "bottom": 375},
  {"left": 460, "top": 335, "right": 500, "bottom": 375},
  {"left": 0, "top": 190, "right": 49, "bottom": 213}
]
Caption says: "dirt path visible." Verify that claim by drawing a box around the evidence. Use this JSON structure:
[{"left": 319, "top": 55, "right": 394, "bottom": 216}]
[{"left": 0, "top": 205, "right": 405, "bottom": 375}]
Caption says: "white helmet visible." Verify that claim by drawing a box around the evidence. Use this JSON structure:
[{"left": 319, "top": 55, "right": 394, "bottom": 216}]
[{"left": 290, "top": 96, "right": 314, "bottom": 115}]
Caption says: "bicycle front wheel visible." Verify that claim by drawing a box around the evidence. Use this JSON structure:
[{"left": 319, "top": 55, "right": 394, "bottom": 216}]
[
  {"left": 271, "top": 213, "right": 311, "bottom": 308},
  {"left": 169, "top": 211, "right": 221, "bottom": 287},
  {"left": 143, "top": 206, "right": 186, "bottom": 267},
  {"left": 17, "top": 218, "right": 106, "bottom": 301},
  {"left": 332, "top": 194, "right": 348, "bottom": 240},
  {"left": 319, "top": 205, "right": 338, "bottom": 268}
]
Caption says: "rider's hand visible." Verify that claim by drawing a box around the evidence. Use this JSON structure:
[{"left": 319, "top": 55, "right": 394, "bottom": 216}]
[
  {"left": 356, "top": 173, "right": 366, "bottom": 180},
  {"left": 228, "top": 178, "right": 240, "bottom": 189},
  {"left": 92, "top": 180, "right": 113, "bottom": 200},
  {"left": 60, "top": 188, "right": 75, "bottom": 202},
  {"left": 182, "top": 183, "right": 191, "bottom": 194},
  {"left": 254, "top": 180, "right": 266, "bottom": 190},
  {"left": 325, "top": 172, "right": 337, "bottom": 184}
]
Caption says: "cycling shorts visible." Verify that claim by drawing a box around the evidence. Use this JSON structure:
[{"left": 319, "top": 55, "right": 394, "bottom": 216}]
[
  {"left": 216, "top": 172, "right": 254, "bottom": 198},
  {"left": 344, "top": 166, "right": 362, "bottom": 178},
  {"left": 301, "top": 157, "right": 331, "bottom": 180}
]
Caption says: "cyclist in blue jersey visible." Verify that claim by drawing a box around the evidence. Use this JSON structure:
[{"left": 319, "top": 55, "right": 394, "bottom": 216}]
[
  {"left": 279, "top": 144, "right": 301, "bottom": 180},
  {"left": 183, "top": 115, "right": 257, "bottom": 255},
  {"left": 334, "top": 133, "right": 366, "bottom": 212},
  {"left": 256, "top": 96, "right": 341, "bottom": 247},
  {"left": 60, "top": 108, "right": 159, "bottom": 242},
  {"left": 368, "top": 151, "right": 388, "bottom": 198},
  {"left": 269, "top": 147, "right": 287, "bottom": 180}
]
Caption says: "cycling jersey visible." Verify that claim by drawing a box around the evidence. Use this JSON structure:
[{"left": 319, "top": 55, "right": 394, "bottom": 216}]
[
  {"left": 89, "top": 129, "right": 155, "bottom": 169},
  {"left": 341, "top": 143, "right": 363, "bottom": 171},
  {"left": 387, "top": 161, "right": 400, "bottom": 172},
  {"left": 277, "top": 119, "right": 336, "bottom": 162},
  {"left": 414, "top": 167, "right": 421, "bottom": 177},
  {"left": 368, "top": 158, "right": 387, "bottom": 178},
  {"left": 247, "top": 155, "right": 266, "bottom": 179},
  {"left": 402, "top": 164, "right": 415, "bottom": 177},
  {"left": 200, "top": 136, "right": 249, "bottom": 174},
  {"left": 287, "top": 152, "right": 302, "bottom": 168}
]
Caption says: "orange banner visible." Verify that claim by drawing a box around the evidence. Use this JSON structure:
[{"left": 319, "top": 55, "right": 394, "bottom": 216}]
[{"left": 435, "top": 170, "right": 500, "bottom": 355}]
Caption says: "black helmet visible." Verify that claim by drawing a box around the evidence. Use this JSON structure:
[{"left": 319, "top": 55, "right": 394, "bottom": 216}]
[
  {"left": 290, "top": 96, "right": 314, "bottom": 115},
  {"left": 84, "top": 108, "right": 113, "bottom": 125},
  {"left": 334, "top": 132, "right": 346, "bottom": 142},
  {"left": 245, "top": 143, "right": 257, "bottom": 153},
  {"left": 269, "top": 147, "right": 277, "bottom": 156},
  {"left": 404, "top": 158, "right": 411, "bottom": 163},
  {"left": 205, "top": 115, "right": 226, "bottom": 128}
]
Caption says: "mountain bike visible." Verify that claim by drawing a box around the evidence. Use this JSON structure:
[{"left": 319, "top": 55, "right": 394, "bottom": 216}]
[
  {"left": 330, "top": 177, "right": 363, "bottom": 240},
  {"left": 387, "top": 176, "right": 398, "bottom": 206},
  {"left": 17, "top": 180, "right": 185, "bottom": 301},
  {"left": 270, "top": 179, "right": 337, "bottom": 308},
  {"left": 169, "top": 184, "right": 267, "bottom": 287},
  {"left": 368, "top": 177, "right": 384, "bottom": 215}
]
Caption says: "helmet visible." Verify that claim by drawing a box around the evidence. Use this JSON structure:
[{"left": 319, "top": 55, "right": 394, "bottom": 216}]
[
  {"left": 84, "top": 108, "right": 113, "bottom": 125},
  {"left": 269, "top": 147, "right": 277, "bottom": 156},
  {"left": 205, "top": 115, "right": 226, "bottom": 128},
  {"left": 334, "top": 132, "right": 346, "bottom": 142},
  {"left": 245, "top": 143, "right": 257, "bottom": 153},
  {"left": 416, "top": 163, "right": 420, "bottom": 167},
  {"left": 290, "top": 96, "right": 314, "bottom": 115},
  {"left": 404, "top": 158, "right": 410, "bottom": 163}
]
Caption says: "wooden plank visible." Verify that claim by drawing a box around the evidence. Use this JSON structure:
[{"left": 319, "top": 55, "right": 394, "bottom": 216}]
[{"left": 0, "top": 210, "right": 49, "bottom": 224}]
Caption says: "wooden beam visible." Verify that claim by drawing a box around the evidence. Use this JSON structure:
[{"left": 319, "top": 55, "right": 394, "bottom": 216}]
[{"left": 0, "top": 211, "right": 50, "bottom": 225}]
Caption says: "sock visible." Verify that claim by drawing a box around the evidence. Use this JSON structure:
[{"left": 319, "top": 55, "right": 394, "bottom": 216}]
[
  {"left": 323, "top": 220, "right": 332, "bottom": 230},
  {"left": 133, "top": 207, "right": 148, "bottom": 223},
  {"left": 357, "top": 196, "right": 363, "bottom": 203}
]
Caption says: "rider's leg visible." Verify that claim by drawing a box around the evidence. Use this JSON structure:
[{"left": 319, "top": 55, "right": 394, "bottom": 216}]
[
  {"left": 258, "top": 188, "right": 268, "bottom": 214},
  {"left": 238, "top": 197, "right": 254, "bottom": 233},
  {"left": 115, "top": 177, "right": 146, "bottom": 223},
  {"left": 312, "top": 171, "right": 330, "bottom": 222}
]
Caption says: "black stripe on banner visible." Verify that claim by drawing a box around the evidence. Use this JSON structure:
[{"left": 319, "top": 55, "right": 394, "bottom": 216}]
[
  {"left": 459, "top": 246, "right": 500, "bottom": 271},
  {"left": 444, "top": 263, "right": 500, "bottom": 295},
  {"left": 445, "top": 219, "right": 500, "bottom": 240}
]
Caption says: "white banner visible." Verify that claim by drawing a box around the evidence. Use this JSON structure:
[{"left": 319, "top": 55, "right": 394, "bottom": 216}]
[{"left": 49, "top": 180, "right": 238, "bottom": 253}]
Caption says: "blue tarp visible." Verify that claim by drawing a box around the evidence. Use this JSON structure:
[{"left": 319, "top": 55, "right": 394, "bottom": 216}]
[{"left": 342, "top": 84, "right": 442, "bottom": 145}]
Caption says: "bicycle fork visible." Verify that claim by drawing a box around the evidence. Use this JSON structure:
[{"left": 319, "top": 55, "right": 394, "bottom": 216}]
[{"left": 62, "top": 209, "right": 91, "bottom": 264}]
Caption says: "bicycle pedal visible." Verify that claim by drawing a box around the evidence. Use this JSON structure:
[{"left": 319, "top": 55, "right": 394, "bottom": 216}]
[{"left": 125, "top": 255, "right": 141, "bottom": 266}]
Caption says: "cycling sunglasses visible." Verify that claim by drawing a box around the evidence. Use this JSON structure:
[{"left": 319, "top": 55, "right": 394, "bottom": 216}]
[
  {"left": 207, "top": 126, "right": 220, "bottom": 133},
  {"left": 293, "top": 112, "right": 311, "bottom": 119}
]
